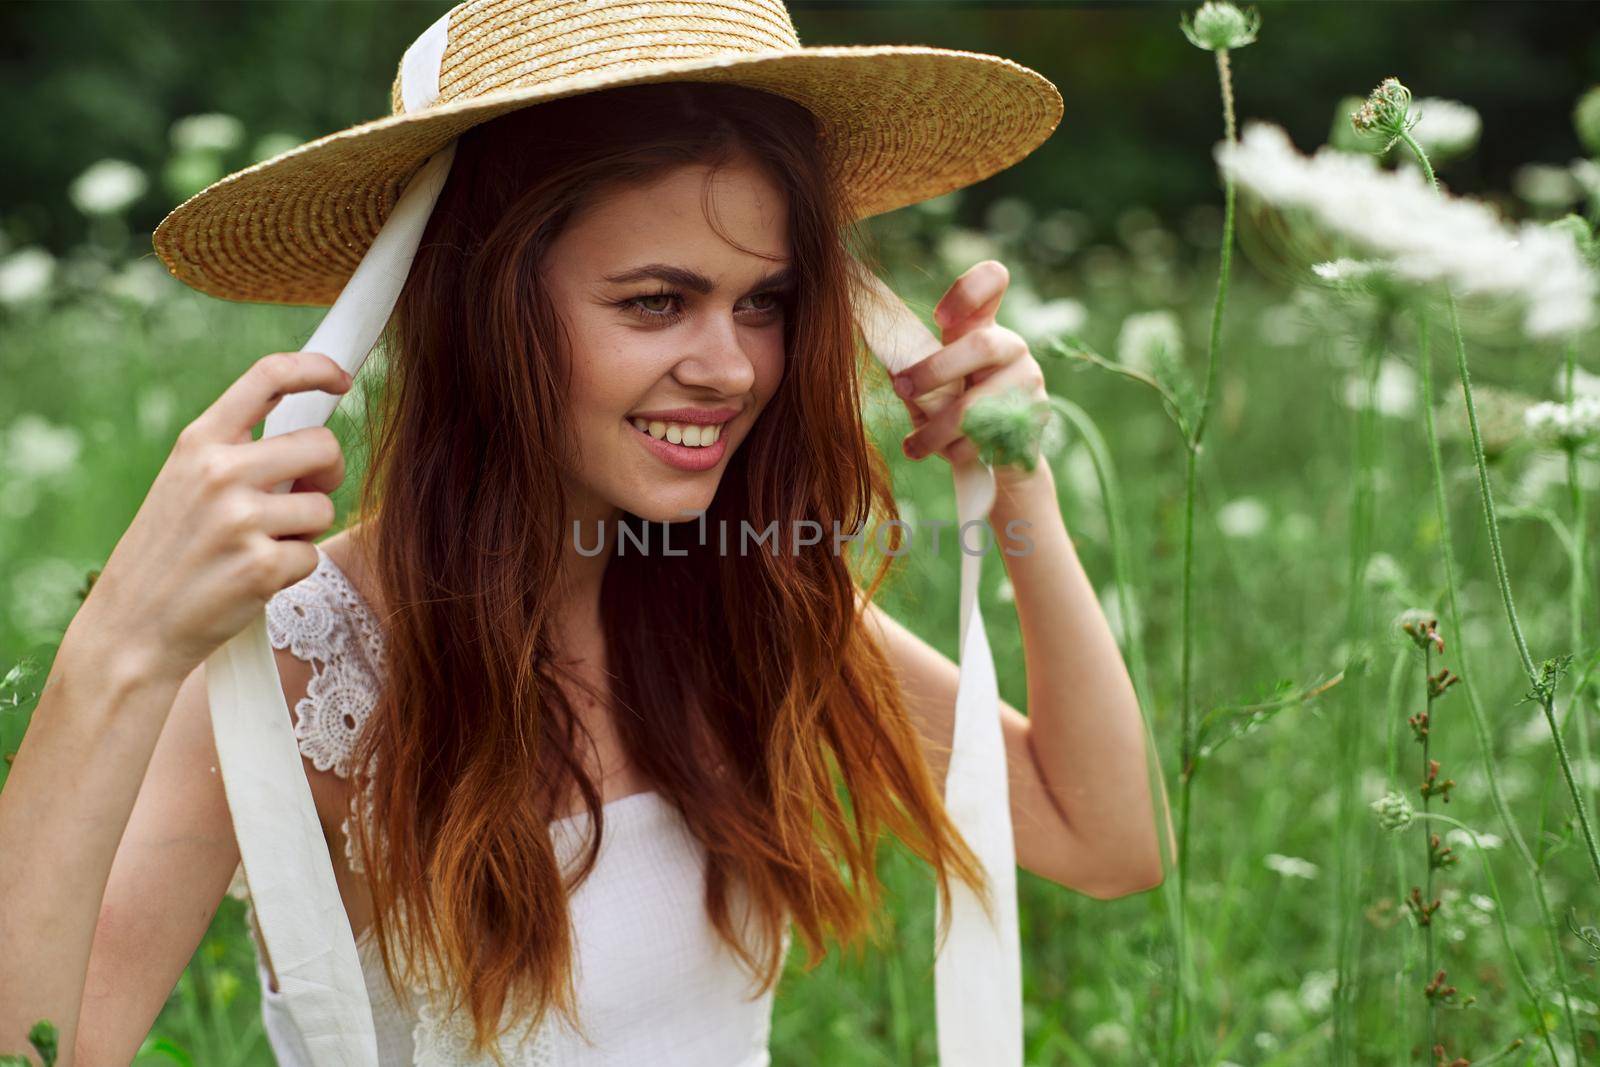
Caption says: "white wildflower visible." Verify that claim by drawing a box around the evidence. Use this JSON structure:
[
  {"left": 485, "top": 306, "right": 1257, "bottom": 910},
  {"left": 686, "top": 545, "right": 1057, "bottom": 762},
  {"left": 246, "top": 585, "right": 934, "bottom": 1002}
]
[
  {"left": 1343, "top": 358, "right": 1417, "bottom": 418},
  {"left": 1523, "top": 396, "right": 1600, "bottom": 449},
  {"left": 0, "top": 247, "right": 56, "bottom": 306},
  {"left": 137, "top": 386, "right": 178, "bottom": 439},
  {"left": 1216, "top": 123, "right": 1599, "bottom": 338},
  {"left": 103, "top": 258, "right": 175, "bottom": 308},
  {"left": 170, "top": 112, "right": 244, "bottom": 154},
  {"left": 1574, "top": 159, "right": 1600, "bottom": 207},
  {"left": 1084, "top": 1020, "right": 1132, "bottom": 1057},
  {"left": 1216, "top": 496, "right": 1269, "bottom": 538},
  {"left": 9, "top": 557, "right": 86, "bottom": 637},
  {"left": 68, "top": 159, "right": 147, "bottom": 217},
  {"left": 1408, "top": 97, "right": 1481, "bottom": 161},
  {"left": 5, "top": 414, "right": 82, "bottom": 481},
  {"left": 1263, "top": 853, "right": 1320, "bottom": 880},
  {"left": 1180, "top": 1, "right": 1260, "bottom": 52},
  {"left": 1298, "top": 970, "right": 1338, "bottom": 1014},
  {"left": 1116, "top": 310, "right": 1184, "bottom": 374},
  {"left": 1513, "top": 163, "right": 1581, "bottom": 210},
  {"left": 1005, "top": 291, "right": 1087, "bottom": 345},
  {"left": 984, "top": 196, "right": 1035, "bottom": 239},
  {"left": 1313, "top": 257, "right": 1385, "bottom": 284},
  {"left": 1445, "top": 827, "right": 1503, "bottom": 851},
  {"left": 937, "top": 229, "right": 1002, "bottom": 276}
]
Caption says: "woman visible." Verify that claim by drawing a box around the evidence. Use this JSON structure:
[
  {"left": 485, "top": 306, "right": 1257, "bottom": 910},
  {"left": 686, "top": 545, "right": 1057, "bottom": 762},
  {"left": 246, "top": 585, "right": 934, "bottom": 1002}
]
[{"left": 0, "top": 4, "right": 1166, "bottom": 1065}]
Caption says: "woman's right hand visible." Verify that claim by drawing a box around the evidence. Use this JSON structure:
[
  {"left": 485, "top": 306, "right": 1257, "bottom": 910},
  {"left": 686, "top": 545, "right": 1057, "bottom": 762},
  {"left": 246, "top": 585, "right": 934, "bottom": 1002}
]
[{"left": 75, "top": 350, "right": 354, "bottom": 686}]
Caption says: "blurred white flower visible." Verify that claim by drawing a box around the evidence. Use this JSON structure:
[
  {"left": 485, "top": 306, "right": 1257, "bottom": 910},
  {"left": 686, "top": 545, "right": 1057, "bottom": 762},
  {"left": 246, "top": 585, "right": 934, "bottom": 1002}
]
[
  {"left": 138, "top": 386, "right": 179, "bottom": 438},
  {"left": 1215, "top": 123, "right": 1599, "bottom": 339},
  {"left": 1313, "top": 257, "right": 1386, "bottom": 284},
  {"left": 1523, "top": 396, "right": 1600, "bottom": 449},
  {"left": 1216, "top": 496, "right": 1269, "bottom": 538},
  {"left": 1445, "top": 827, "right": 1503, "bottom": 851},
  {"left": 1005, "top": 291, "right": 1087, "bottom": 345},
  {"left": 995, "top": 577, "right": 1015, "bottom": 604},
  {"left": 1570, "top": 158, "right": 1600, "bottom": 206},
  {"left": 0, "top": 247, "right": 56, "bottom": 306},
  {"left": 1116, "top": 310, "right": 1184, "bottom": 374},
  {"left": 1343, "top": 358, "right": 1417, "bottom": 418},
  {"left": 984, "top": 197, "right": 1034, "bottom": 239},
  {"left": 1298, "top": 969, "right": 1338, "bottom": 1014},
  {"left": 1258, "top": 297, "right": 1314, "bottom": 345},
  {"left": 250, "top": 131, "right": 305, "bottom": 165},
  {"left": 937, "top": 228, "right": 1001, "bottom": 275},
  {"left": 1408, "top": 97, "right": 1481, "bottom": 161},
  {"left": 1261, "top": 989, "right": 1303, "bottom": 1032},
  {"left": 1513, "top": 163, "right": 1581, "bottom": 211},
  {"left": 1264, "top": 853, "right": 1320, "bottom": 879},
  {"left": 1035, "top": 208, "right": 1089, "bottom": 257},
  {"left": 68, "top": 159, "right": 148, "bottom": 217},
  {"left": 1084, "top": 1020, "right": 1131, "bottom": 1058},
  {"left": 170, "top": 112, "right": 245, "bottom": 154},
  {"left": 103, "top": 258, "right": 175, "bottom": 308},
  {"left": 9, "top": 557, "right": 85, "bottom": 637},
  {"left": 5, "top": 413, "right": 82, "bottom": 480}
]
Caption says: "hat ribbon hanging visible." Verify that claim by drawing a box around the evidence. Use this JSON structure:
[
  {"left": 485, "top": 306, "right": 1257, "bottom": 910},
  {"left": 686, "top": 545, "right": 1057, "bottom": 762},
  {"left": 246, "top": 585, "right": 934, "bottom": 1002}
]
[{"left": 204, "top": 8, "right": 1020, "bottom": 1063}]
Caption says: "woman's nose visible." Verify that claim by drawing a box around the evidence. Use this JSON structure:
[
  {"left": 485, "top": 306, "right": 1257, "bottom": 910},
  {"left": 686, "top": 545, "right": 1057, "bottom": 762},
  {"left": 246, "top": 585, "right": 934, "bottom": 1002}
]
[{"left": 671, "top": 317, "right": 759, "bottom": 396}]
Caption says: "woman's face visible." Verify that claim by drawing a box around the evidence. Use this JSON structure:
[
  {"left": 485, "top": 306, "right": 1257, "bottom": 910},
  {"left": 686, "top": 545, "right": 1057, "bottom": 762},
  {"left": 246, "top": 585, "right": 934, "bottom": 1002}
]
[{"left": 542, "top": 154, "right": 792, "bottom": 526}]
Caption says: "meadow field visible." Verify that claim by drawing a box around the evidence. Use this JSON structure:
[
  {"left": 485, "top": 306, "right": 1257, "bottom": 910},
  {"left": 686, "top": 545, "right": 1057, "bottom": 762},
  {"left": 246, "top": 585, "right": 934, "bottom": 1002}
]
[{"left": 2, "top": 3, "right": 1598, "bottom": 1064}]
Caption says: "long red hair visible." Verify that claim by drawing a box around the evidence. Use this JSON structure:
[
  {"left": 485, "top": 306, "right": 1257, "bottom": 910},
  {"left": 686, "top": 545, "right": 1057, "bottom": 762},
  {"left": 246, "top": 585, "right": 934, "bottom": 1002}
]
[{"left": 343, "top": 81, "right": 988, "bottom": 1059}]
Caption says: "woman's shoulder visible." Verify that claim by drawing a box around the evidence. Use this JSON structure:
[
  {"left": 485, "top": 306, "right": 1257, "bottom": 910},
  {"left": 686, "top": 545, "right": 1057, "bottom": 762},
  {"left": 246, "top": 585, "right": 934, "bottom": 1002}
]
[{"left": 264, "top": 523, "right": 387, "bottom": 780}]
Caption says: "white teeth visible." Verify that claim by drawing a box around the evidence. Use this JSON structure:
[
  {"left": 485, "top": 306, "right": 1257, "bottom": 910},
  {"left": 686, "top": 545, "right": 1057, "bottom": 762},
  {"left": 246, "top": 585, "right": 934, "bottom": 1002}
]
[{"left": 629, "top": 418, "right": 726, "bottom": 447}]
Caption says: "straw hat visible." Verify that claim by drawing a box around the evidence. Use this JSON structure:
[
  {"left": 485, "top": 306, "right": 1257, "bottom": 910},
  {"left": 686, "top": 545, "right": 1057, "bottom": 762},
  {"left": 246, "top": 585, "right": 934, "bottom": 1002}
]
[{"left": 151, "top": 0, "right": 1062, "bottom": 307}]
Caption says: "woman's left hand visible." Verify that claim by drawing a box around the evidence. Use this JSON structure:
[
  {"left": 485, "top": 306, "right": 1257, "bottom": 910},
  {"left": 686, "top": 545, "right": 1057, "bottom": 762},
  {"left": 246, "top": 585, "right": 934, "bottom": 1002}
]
[{"left": 890, "top": 259, "right": 1047, "bottom": 483}]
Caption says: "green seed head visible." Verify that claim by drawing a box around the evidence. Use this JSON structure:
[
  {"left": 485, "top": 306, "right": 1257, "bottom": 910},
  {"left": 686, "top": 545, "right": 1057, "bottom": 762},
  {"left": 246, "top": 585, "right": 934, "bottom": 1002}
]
[
  {"left": 1574, "top": 85, "right": 1600, "bottom": 156},
  {"left": 961, "top": 388, "right": 1055, "bottom": 472},
  {"left": 1351, "top": 76, "right": 1419, "bottom": 153},
  {"left": 1180, "top": 1, "right": 1260, "bottom": 52},
  {"left": 1370, "top": 790, "right": 1416, "bottom": 833}
]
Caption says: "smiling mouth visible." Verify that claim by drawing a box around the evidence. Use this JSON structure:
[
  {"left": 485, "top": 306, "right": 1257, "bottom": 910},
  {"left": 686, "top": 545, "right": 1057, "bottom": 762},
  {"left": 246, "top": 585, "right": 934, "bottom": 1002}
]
[{"left": 627, "top": 417, "right": 727, "bottom": 448}]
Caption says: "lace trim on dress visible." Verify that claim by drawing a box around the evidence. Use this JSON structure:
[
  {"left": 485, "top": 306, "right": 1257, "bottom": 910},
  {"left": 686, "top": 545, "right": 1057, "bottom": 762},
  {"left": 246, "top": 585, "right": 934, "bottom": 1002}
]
[{"left": 257, "top": 546, "right": 561, "bottom": 1063}]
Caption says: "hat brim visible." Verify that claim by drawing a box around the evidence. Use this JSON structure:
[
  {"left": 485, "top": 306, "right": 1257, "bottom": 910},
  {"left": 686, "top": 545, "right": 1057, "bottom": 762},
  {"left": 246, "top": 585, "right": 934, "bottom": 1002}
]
[{"left": 152, "top": 44, "right": 1063, "bottom": 307}]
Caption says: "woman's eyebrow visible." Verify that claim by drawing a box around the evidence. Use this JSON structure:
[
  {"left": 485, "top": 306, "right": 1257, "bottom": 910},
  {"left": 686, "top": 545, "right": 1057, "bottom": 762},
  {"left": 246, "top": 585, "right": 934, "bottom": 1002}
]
[{"left": 601, "top": 263, "right": 794, "bottom": 293}]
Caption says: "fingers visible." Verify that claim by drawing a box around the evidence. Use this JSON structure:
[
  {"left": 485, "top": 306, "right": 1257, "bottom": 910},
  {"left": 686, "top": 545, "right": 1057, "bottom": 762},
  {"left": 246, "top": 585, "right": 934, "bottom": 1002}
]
[
  {"left": 901, "top": 358, "right": 1043, "bottom": 461},
  {"left": 232, "top": 425, "right": 346, "bottom": 494},
  {"left": 259, "top": 491, "right": 338, "bottom": 539},
  {"left": 891, "top": 324, "right": 1029, "bottom": 404},
  {"left": 932, "top": 260, "right": 1009, "bottom": 333},
  {"left": 191, "top": 351, "right": 352, "bottom": 445}
]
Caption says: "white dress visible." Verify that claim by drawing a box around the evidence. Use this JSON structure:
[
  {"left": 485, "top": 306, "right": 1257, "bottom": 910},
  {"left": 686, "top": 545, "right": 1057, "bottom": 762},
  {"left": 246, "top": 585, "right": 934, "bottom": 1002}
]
[{"left": 228, "top": 543, "right": 789, "bottom": 1066}]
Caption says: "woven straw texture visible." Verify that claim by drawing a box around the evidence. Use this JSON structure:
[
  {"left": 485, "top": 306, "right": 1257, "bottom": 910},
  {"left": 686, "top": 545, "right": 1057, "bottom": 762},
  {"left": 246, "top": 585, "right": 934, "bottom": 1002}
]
[{"left": 152, "top": 0, "right": 1063, "bottom": 307}]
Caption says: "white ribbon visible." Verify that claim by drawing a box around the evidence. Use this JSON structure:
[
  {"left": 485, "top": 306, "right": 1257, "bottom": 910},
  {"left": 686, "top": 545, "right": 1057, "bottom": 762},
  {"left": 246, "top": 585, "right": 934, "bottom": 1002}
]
[{"left": 210, "top": 9, "right": 1020, "bottom": 1063}]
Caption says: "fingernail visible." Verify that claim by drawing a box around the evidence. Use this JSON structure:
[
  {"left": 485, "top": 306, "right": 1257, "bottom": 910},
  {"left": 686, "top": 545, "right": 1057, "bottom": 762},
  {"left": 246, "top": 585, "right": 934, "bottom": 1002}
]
[
  {"left": 893, "top": 375, "right": 912, "bottom": 397},
  {"left": 932, "top": 306, "right": 949, "bottom": 328}
]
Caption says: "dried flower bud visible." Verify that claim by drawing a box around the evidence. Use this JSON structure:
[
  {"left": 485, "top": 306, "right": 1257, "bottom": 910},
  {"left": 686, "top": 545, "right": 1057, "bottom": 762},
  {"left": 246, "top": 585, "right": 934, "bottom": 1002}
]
[
  {"left": 1396, "top": 609, "right": 1443, "bottom": 652},
  {"left": 1180, "top": 1, "right": 1260, "bottom": 52},
  {"left": 1351, "top": 76, "right": 1420, "bottom": 153}
]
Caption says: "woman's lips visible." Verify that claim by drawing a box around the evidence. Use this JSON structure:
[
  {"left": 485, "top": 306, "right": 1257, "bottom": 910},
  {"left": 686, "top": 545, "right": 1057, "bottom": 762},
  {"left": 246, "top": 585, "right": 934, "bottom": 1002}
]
[{"left": 626, "top": 418, "right": 728, "bottom": 472}]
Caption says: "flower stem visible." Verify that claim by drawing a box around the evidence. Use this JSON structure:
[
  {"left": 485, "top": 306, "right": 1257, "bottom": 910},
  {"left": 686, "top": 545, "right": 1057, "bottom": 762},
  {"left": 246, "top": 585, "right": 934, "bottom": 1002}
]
[
  {"left": 1168, "top": 42, "right": 1240, "bottom": 1065},
  {"left": 1563, "top": 339, "right": 1595, "bottom": 822},
  {"left": 1420, "top": 644, "right": 1438, "bottom": 1056},
  {"left": 1413, "top": 813, "right": 1563, "bottom": 1066},
  {"left": 1397, "top": 126, "right": 1600, "bottom": 891},
  {"left": 1415, "top": 313, "right": 1581, "bottom": 1053}
]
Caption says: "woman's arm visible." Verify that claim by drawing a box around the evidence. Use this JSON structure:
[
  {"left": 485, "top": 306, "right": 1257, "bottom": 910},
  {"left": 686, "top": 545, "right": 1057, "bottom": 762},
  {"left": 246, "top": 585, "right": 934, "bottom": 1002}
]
[
  {"left": 878, "top": 259, "right": 1171, "bottom": 898},
  {"left": 0, "top": 350, "right": 352, "bottom": 1061}
]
